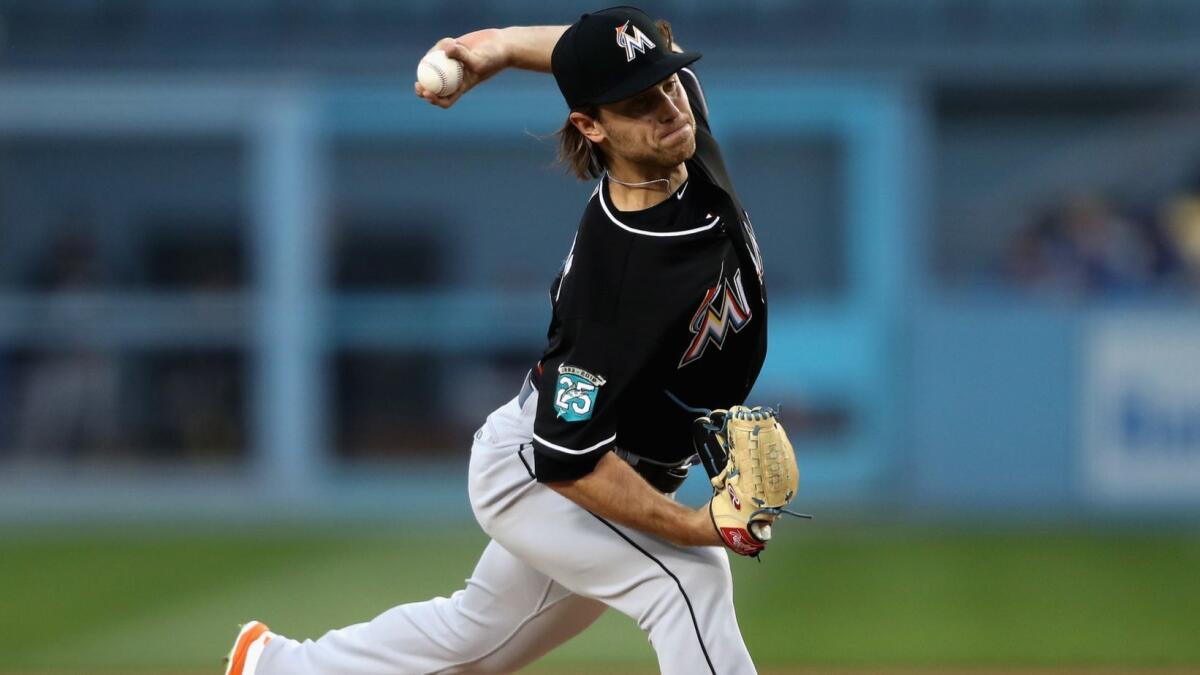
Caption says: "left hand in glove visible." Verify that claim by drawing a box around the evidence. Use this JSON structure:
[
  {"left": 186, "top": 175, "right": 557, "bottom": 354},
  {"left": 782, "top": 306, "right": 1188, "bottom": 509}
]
[{"left": 692, "top": 405, "right": 807, "bottom": 556}]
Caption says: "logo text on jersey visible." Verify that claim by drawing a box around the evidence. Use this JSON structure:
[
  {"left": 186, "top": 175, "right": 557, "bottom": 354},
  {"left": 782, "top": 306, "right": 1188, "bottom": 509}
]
[
  {"left": 553, "top": 364, "right": 607, "bottom": 422},
  {"left": 679, "top": 268, "right": 753, "bottom": 368},
  {"left": 615, "top": 20, "right": 656, "bottom": 62},
  {"left": 742, "top": 213, "right": 765, "bottom": 285}
]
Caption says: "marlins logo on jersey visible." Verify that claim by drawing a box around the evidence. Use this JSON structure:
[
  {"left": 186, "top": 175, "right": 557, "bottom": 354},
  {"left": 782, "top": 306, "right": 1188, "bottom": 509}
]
[
  {"left": 614, "top": 20, "right": 656, "bottom": 62},
  {"left": 679, "top": 268, "right": 753, "bottom": 368},
  {"left": 741, "top": 213, "right": 765, "bottom": 285}
]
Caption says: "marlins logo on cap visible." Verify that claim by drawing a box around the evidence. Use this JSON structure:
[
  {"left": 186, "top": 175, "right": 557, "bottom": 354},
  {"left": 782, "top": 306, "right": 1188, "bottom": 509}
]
[
  {"left": 552, "top": 6, "right": 701, "bottom": 108},
  {"left": 614, "top": 20, "right": 656, "bottom": 62}
]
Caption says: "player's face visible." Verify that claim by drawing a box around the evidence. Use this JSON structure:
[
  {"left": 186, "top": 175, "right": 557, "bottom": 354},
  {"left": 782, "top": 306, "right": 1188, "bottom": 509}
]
[{"left": 597, "top": 74, "right": 696, "bottom": 170}]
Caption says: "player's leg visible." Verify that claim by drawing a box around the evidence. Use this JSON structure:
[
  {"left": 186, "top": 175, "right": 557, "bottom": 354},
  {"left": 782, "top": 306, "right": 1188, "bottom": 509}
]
[
  {"left": 447, "top": 549, "right": 609, "bottom": 674},
  {"left": 470, "top": 404, "right": 757, "bottom": 675},
  {"left": 251, "top": 392, "right": 608, "bottom": 675},
  {"left": 582, "top": 516, "right": 755, "bottom": 675},
  {"left": 479, "top": 477, "right": 755, "bottom": 675},
  {"left": 254, "top": 538, "right": 607, "bottom": 675}
]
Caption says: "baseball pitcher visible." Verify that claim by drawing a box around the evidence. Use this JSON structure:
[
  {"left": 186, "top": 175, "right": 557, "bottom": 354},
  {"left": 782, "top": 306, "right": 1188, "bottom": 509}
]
[{"left": 225, "top": 6, "right": 802, "bottom": 674}]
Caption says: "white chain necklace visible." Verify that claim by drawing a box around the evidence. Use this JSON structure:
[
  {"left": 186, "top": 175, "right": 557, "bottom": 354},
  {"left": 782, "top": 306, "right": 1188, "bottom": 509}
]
[{"left": 604, "top": 170, "right": 677, "bottom": 193}]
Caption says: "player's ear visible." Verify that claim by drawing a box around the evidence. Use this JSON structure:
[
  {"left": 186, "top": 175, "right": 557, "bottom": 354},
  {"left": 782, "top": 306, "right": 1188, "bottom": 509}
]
[{"left": 569, "top": 110, "right": 606, "bottom": 145}]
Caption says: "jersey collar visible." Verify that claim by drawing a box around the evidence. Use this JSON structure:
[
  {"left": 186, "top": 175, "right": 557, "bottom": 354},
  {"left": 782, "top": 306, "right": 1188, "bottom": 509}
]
[{"left": 595, "top": 171, "right": 719, "bottom": 238}]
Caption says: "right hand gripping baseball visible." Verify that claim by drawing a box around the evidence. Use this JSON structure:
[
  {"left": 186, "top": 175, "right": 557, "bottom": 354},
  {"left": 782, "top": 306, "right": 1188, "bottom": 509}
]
[
  {"left": 693, "top": 406, "right": 805, "bottom": 557},
  {"left": 414, "top": 30, "right": 508, "bottom": 109}
]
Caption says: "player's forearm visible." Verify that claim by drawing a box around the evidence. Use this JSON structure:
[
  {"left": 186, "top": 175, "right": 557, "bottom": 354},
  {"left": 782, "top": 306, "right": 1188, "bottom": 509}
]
[
  {"left": 548, "top": 452, "right": 720, "bottom": 547},
  {"left": 496, "top": 25, "right": 568, "bottom": 73}
]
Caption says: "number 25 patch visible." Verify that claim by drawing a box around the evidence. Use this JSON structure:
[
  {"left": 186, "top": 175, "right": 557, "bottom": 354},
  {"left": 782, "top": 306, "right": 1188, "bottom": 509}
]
[{"left": 553, "top": 364, "right": 607, "bottom": 422}]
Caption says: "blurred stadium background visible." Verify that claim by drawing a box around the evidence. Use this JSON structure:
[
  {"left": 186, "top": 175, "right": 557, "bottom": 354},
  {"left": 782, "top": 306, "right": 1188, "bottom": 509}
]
[{"left": 2, "top": 0, "right": 1200, "bottom": 673}]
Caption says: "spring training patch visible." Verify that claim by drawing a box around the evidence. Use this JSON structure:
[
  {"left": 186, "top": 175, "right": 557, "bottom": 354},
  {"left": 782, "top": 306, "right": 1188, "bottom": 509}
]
[{"left": 553, "top": 365, "right": 607, "bottom": 422}]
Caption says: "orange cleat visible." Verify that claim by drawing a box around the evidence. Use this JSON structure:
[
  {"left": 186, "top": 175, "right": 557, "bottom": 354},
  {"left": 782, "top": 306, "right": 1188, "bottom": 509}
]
[{"left": 223, "top": 620, "right": 274, "bottom": 675}]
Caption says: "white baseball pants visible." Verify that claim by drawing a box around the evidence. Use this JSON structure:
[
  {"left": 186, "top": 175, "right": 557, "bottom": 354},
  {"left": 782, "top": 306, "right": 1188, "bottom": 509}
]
[{"left": 256, "top": 389, "right": 756, "bottom": 674}]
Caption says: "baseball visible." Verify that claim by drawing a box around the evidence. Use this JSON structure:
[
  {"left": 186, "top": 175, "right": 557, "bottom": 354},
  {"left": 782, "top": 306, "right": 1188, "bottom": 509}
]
[
  {"left": 417, "top": 49, "right": 464, "bottom": 97},
  {"left": 750, "top": 521, "right": 772, "bottom": 542}
]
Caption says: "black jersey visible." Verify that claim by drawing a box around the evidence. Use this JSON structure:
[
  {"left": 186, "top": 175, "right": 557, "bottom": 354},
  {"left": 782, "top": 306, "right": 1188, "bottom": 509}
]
[{"left": 531, "top": 67, "right": 769, "bottom": 483}]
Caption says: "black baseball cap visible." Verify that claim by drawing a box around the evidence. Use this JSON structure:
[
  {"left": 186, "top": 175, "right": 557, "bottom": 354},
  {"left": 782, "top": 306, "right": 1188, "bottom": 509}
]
[{"left": 552, "top": 6, "right": 702, "bottom": 109}]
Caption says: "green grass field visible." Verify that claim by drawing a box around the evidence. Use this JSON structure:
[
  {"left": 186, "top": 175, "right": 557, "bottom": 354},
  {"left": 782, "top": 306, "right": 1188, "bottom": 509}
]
[{"left": 2, "top": 524, "right": 1199, "bottom": 673}]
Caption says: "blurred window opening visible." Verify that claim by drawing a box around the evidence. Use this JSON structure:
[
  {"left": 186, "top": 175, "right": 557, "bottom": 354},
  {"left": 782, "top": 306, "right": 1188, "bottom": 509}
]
[
  {"left": 332, "top": 349, "right": 531, "bottom": 462},
  {"left": 332, "top": 218, "right": 447, "bottom": 291},
  {"left": 333, "top": 350, "right": 445, "bottom": 461},
  {"left": 0, "top": 349, "right": 247, "bottom": 465},
  {"left": 144, "top": 220, "right": 246, "bottom": 290},
  {"left": 0, "top": 137, "right": 246, "bottom": 291}
]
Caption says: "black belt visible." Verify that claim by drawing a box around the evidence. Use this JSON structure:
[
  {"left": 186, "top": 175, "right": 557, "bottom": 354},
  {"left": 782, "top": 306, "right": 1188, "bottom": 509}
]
[{"left": 615, "top": 448, "right": 696, "bottom": 494}]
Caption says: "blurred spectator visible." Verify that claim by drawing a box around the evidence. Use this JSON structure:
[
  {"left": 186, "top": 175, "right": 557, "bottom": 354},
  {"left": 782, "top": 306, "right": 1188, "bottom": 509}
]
[
  {"left": 32, "top": 224, "right": 107, "bottom": 289},
  {"left": 14, "top": 351, "right": 120, "bottom": 463},
  {"left": 13, "top": 224, "right": 121, "bottom": 462},
  {"left": 1161, "top": 169, "right": 1200, "bottom": 290},
  {"left": 1003, "top": 194, "right": 1159, "bottom": 295},
  {"left": 1057, "top": 196, "right": 1156, "bottom": 292}
]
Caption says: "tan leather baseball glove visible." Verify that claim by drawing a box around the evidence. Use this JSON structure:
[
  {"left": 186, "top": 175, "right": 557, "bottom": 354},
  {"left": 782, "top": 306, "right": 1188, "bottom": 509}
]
[{"left": 692, "top": 405, "right": 809, "bottom": 557}]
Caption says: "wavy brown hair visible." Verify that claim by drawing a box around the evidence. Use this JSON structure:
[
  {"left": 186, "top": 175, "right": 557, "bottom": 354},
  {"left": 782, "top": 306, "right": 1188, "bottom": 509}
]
[{"left": 555, "top": 19, "right": 676, "bottom": 181}]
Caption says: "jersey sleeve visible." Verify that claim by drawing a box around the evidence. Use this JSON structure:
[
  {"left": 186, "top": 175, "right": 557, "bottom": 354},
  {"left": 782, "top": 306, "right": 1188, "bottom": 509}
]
[
  {"left": 678, "top": 65, "right": 710, "bottom": 132},
  {"left": 532, "top": 313, "right": 662, "bottom": 482}
]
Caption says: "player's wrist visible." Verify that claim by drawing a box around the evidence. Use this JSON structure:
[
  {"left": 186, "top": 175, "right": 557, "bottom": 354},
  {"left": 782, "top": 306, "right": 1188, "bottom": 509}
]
[
  {"left": 480, "top": 27, "right": 515, "bottom": 71},
  {"left": 497, "top": 25, "right": 566, "bottom": 73},
  {"left": 691, "top": 505, "right": 725, "bottom": 547}
]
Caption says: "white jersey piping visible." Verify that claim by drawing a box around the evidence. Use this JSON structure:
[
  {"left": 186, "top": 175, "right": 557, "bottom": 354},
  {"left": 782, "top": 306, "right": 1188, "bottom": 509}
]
[
  {"left": 532, "top": 432, "right": 617, "bottom": 455},
  {"left": 596, "top": 179, "right": 718, "bottom": 237}
]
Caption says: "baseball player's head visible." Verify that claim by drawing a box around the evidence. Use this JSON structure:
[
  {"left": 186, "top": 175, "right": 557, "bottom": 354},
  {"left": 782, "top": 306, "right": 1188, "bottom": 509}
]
[{"left": 552, "top": 6, "right": 702, "bottom": 180}]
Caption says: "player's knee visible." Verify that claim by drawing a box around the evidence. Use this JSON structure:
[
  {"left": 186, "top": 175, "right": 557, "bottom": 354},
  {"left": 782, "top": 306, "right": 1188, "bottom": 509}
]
[
  {"left": 638, "top": 573, "right": 730, "bottom": 633},
  {"left": 682, "top": 545, "right": 735, "bottom": 594},
  {"left": 707, "top": 549, "right": 735, "bottom": 589},
  {"left": 667, "top": 551, "right": 736, "bottom": 617},
  {"left": 433, "top": 591, "right": 499, "bottom": 640}
]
